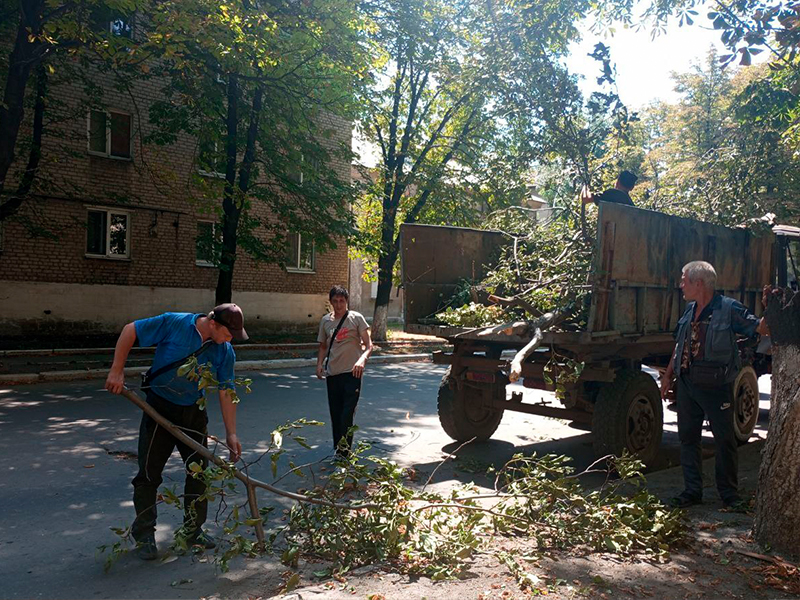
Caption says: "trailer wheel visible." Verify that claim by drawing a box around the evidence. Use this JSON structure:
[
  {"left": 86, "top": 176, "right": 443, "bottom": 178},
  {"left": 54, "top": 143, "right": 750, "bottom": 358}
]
[
  {"left": 733, "top": 366, "right": 759, "bottom": 445},
  {"left": 592, "top": 369, "right": 663, "bottom": 467},
  {"left": 438, "top": 367, "right": 504, "bottom": 441}
]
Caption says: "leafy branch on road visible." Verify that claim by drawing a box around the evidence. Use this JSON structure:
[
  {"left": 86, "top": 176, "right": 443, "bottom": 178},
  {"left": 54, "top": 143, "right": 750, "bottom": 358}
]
[
  {"left": 99, "top": 361, "right": 685, "bottom": 590},
  {"left": 101, "top": 409, "right": 685, "bottom": 588}
]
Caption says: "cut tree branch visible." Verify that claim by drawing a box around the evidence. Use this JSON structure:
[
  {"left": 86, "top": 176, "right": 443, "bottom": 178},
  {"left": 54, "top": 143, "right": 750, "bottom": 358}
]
[
  {"left": 509, "top": 306, "right": 574, "bottom": 382},
  {"left": 119, "top": 387, "right": 380, "bottom": 513}
]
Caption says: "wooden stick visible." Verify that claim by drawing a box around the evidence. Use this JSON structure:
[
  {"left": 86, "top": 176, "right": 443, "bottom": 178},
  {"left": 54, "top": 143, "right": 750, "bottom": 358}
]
[
  {"left": 509, "top": 327, "right": 543, "bottom": 383},
  {"left": 119, "top": 388, "right": 378, "bottom": 511},
  {"left": 477, "top": 320, "right": 529, "bottom": 337},
  {"left": 246, "top": 484, "right": 266, "bottom": 549},
  {"left": 487, "top": 294, "right": 542, "bottom": 318}
]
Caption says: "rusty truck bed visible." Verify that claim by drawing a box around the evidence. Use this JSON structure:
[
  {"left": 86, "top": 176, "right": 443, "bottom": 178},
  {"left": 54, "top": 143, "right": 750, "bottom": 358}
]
[{"left": 400, "top": 204, "right": 773, "bottom": 348}]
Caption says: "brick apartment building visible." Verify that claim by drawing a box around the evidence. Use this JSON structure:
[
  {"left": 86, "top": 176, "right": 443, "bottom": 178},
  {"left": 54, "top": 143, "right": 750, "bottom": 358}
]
[{"left": 0, "top": 25, "right": 352, "bottom": 340}]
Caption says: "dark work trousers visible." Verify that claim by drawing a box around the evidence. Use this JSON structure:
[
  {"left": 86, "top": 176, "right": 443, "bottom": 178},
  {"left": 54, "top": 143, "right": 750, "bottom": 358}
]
[
  {"left": 131, "top": 391, "right": 209, "bottom": 542},
  {"left": 326, "top": 372, "right": 362, "bottom": 454},
  {"left": 676, "top": 375, "right": 738, "bottom": 503}
]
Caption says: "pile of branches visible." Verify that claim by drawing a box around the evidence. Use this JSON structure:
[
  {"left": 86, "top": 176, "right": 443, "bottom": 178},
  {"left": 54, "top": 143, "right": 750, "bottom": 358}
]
[
  {"left": 101, "top": 369, "right": 685, "bottom": 593},
  {"left": 438, "top": 207, "right": 594, "bottom": 328},
  {"left": 284, "top": 447, "right": 684, "bottom": 587},
  {"left": 101, "top": 405, "right": 686, "bottom": 589},
  {"left": 436, "top": 207, "right": 596, "bottom": 381}
]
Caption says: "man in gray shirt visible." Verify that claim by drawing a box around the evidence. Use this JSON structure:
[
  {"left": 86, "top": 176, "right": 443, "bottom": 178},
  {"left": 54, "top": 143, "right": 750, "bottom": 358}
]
[{"left": 316, "top": 286, "right": 373, "bottom": 455}]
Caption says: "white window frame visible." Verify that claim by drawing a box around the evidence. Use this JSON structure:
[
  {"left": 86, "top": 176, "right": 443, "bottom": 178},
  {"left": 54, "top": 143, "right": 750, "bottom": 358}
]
[
  {"left": 195, "top": 220, "right": 220, "bottom": 267},
  {"left": 291, "top": 153, "right": 322, "bottom": 186},
  {"left": 285, "top": 232, "right": 315, "bottom": 273},
  {"left": 87, "top": 109, "right": 133, "bottom": 160},
  {"left": 109, "top": 16, "right": 134, "bottom": 38},
  {"left": 85, "top": 207, "right": 131, "bottom": 259},
  {"left": 197, "top": 139, "right": 226, "bottom": 179}
]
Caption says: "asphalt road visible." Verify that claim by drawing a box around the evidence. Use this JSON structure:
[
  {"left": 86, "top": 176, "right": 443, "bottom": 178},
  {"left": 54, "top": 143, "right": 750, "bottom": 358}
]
[{"left": 0, "top": 362, "right": 771, "bottom": 599}]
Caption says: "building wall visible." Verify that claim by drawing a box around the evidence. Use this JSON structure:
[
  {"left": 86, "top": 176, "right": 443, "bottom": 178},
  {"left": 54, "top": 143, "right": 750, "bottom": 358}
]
[
  {"left": 347, "top": 257, "right": 403, "bottom": 323},
  {"left": 0, "top": 57, "right": 352, "bottom": 338}
]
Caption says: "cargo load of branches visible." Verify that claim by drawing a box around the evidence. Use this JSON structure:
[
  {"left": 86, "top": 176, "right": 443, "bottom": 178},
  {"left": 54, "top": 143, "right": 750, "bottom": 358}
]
[
  {"left": 434, "top": 206, "right": 595, "bottom": 381},
  {"left": 437, "top": 206, "right": 594, "bottom": 329}
]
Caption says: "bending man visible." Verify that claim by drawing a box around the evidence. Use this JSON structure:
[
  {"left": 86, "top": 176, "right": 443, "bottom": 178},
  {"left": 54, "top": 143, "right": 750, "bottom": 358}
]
[{"left": 105, "top": 304, "right": 247, "bottom": 560}]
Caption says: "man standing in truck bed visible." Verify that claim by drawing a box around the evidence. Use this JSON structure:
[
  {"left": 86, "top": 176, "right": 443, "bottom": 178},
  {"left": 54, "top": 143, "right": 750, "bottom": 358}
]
[{"left": 581, "top": 170, "right": 637, "bottom": 207}]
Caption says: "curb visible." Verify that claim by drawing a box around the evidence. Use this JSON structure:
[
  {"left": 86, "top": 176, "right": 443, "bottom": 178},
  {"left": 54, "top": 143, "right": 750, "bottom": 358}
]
[
  {"left": 0, "top": 354, "right": 432, "bottom": 386},
  {"left": 0, "top": 340, "right": 447, "bottom": 358}
]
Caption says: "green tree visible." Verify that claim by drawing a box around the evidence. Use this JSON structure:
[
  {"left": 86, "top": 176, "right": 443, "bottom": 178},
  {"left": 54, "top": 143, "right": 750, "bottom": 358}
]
[
  {"left": 356, "top": 0, "right": 622, "bottom": 341},
  {"left": 0, "top": 0, "right": 149, "bottom": 222},
  {"left": 138, "top": 0, "right": 369, "bottom": 303},
  {"left": 629, "top": 49, "right": 800, "bottom": 224}
]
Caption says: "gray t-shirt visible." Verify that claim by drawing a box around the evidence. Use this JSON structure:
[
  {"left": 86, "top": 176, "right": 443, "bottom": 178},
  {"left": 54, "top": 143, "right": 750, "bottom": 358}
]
[{"left": 317, "top": 311, "right": 370, "bottom": 376}]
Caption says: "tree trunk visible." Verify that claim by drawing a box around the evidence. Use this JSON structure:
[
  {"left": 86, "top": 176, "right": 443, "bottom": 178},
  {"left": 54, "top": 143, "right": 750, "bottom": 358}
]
[
  {"left": 0, "top": 0, "right": 45, "bottom": 210},
  {"left": 1, "top": 63, "right": 46, "bottom": 221},
  {"left": 216, "top": 74, "right": 241, "bottom": 305},
  {"left": 372, "top": 252, "right": 395, "bottom": 342},
  {"left": 754, "top": 288, "right": 800, "bottom": 557}
]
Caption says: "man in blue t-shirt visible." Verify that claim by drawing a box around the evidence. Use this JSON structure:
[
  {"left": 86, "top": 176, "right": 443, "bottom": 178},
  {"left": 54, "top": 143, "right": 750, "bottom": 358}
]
[{"left": 105, "top": 304, "right": 248, "bottom": 560}]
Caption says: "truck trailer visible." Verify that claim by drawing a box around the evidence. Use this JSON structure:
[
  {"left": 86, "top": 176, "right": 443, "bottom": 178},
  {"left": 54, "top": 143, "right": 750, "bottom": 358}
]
[{"left": 400, "top": 203, "right": 800, "bottom": 465}]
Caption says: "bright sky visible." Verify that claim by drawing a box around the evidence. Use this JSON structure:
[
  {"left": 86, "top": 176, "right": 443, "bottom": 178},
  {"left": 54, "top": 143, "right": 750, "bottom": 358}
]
[{"left": 565, "top": 16, "right": 745, "bottom": 109}]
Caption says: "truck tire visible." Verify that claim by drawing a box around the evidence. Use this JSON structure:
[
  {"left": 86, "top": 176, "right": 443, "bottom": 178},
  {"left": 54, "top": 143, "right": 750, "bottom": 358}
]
[
  {"left": 733, "top": 366, "right": 759, "bottom": 445},
  {"left": 592, "top": 369, "right": 663, "bottom": 467},
  {"left": 438, "top": 367, "right": 504, "bottom": 441}
]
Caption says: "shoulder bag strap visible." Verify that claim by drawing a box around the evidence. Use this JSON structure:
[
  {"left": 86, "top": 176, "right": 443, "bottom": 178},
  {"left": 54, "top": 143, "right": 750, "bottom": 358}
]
[
  {"left": 143, "top": 339, "right": 214, "bottom": 388},
  {"left": 324, "top": 311, "right": 349, "bottom": 372}
]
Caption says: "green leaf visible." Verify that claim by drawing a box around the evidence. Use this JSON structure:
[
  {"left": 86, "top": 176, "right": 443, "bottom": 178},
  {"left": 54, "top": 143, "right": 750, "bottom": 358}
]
[
  {"left": 281, "top": 572, "right": 301, "bottom": 593},
  {"left": 177, "top": 363, "right": 193, "bottom": 377},
  {"left": 281, "top": 545, "right": 299, "bottom": 567},
  {"left": 293, "top": 436, "right": 312, "bottom": 449},
  {"left": 271, "top": 452, "right": 281, "bottom": 478}
]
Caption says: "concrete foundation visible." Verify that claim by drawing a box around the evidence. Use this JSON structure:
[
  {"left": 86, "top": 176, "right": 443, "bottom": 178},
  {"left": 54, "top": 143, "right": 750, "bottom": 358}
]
[{"left": 0, "top": 281, "right": 330, "bottom": 337}]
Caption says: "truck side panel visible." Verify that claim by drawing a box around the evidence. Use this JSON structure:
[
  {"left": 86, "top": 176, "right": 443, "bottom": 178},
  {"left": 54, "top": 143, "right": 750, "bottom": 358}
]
[
  {"left": 400, "top": 224, "right": 507, "bottom": 329},
  {"left": 589, "top": 204, "right": 773, "bottom": 335}
]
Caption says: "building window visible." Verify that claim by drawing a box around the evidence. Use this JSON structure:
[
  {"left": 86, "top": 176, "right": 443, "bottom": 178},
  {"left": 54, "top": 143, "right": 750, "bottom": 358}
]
[
  {"left": 86, "top": 208, "right": 130, "bottom": 259},
  {"left": 110, "top": 16, "right": 133, "bottom": 38},
  {"left": 198, "top": 137, "right": 226, "bottom": 178},
  {"left": 286, "top": 233, "right": 315, "bottom": 272},
  {"left": 287, "top": 154, "right": 321, "bottom": 186},
  {"left": 196, "top": 220, "right": 220, "bottom": 267},
  {"left": 88, "top": 110, "right": 132, "bottom": 159}
]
